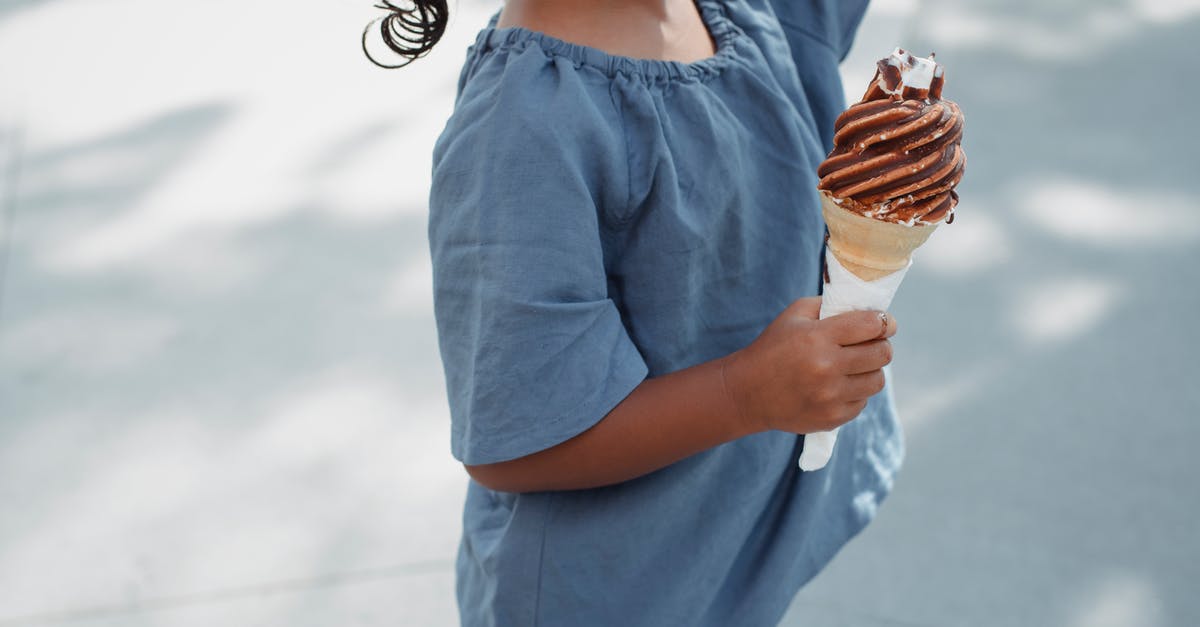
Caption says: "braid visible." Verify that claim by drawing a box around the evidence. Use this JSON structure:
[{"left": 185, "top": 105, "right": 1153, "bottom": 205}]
[{"left": 362, "top": 0, "right": 449, "bottom": 68}]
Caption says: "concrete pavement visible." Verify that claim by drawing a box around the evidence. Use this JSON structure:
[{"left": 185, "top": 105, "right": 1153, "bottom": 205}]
[{"left": 784, "top": 1, "right": 1200, "bottom": 625}]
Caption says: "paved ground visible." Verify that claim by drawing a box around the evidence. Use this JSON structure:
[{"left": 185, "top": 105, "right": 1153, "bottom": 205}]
[
  {"left": 1, "top": 0, "right": 1197, "bottom": 625},
  {"left": 785, "top": 1, "right": 1200, "bottom": 625}
]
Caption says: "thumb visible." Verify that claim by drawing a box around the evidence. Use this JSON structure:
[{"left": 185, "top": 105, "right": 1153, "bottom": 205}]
[{"left": 784, "top": 296, "right": 822, "bottom": 321}]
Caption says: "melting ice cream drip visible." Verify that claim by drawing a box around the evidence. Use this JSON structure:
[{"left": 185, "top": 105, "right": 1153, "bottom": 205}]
[{"left": 867, "top": 48, "right": 945, "bottom": 102}]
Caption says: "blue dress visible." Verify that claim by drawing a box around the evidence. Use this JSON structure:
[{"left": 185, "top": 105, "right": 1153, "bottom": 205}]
[{"left": 428, "top": 1, "right": 903, "bottom": 624}]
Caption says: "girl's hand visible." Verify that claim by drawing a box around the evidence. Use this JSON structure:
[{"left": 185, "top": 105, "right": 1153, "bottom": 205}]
[{"left": 722, "top": 297, "right": 897, "bottom": 435}]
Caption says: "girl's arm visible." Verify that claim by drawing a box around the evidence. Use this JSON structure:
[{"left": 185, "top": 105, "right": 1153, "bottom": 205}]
[{"left": 466, "top": 297, "right": 897, "bottom": 493}]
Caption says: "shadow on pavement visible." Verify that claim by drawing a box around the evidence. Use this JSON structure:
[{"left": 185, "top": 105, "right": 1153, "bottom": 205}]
[{"left": 0, "top": 95, "right": 462, "bottom": 622}]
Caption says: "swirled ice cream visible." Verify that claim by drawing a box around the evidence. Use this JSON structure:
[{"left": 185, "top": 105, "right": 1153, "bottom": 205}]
[{"left": 817, "top": 48, "right": 965, "bottom": 225}]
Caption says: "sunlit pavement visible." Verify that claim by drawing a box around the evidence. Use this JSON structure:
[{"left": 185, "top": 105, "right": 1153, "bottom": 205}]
[{"left": 1, "top": 1, "right": 1197, "bottom": 625}]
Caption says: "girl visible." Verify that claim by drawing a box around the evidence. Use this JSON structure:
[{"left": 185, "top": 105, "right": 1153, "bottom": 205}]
[{"left": 366, "top": 1, "right": 902, "bottom": 624}]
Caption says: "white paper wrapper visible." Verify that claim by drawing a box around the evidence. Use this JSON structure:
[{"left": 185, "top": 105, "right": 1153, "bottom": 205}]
[{"left": 797, "top": 251, "right": 910, "bottom": 471}]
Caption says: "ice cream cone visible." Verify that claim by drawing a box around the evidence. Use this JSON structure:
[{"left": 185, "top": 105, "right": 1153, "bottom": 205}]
[
  {"left": 820, "top": 192, "right": 939, "bottom": 281},
  {"left": 801, "top": 48, "right": 964, "bottom": 472}
]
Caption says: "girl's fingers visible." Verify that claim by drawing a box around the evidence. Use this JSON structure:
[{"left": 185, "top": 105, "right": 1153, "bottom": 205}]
[
  {"left": 837, "top": 399, "right": 870, "bottom": 425},
  {"left": 785, "top": 296, "right": 823, "bottom": 321},
  {"left": 880, "top": 311, "right": 898, "bottom": 339},
  {"left": 843, "top": 369, "right": 886, "bottom": 400},
  {"left": 840, "top": 340, "right": 893, "bottom": 374},
  {"left": 821, "top": 310, "right": 897, "bottom": 345}
]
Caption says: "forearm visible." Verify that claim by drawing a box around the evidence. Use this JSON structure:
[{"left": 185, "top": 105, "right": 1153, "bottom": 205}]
[{"left": 465, "top": 355, "right": 755, "bottom": 493}]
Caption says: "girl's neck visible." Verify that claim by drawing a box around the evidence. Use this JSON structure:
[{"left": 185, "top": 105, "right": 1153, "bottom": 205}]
[{"left": 496, "top": 0, "right": 717, "bottom": 63}]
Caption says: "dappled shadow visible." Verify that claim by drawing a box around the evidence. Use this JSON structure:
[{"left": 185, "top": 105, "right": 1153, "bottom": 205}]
[
  {"left": 0, "top": 0, "right": 54, "bottom": 22},
  {"left": 11, "top": 103, "right": 230, "bottom": 244},
  {"left": 0, "top": 0, "right": 515, "bottom": 621},
  {"left": 1, "top": 101, "right": 232, "bottom": 403},
  {"left": 787, "top": 1, "right": 1200, "bottom": 626},
  {"left": 0, "top": 0, "right": 514, "bottom": 622},
  {"left": 0, "top": 103, "right": 464, "bottom": 624},
  {"left": 301, "top": 121, "right": 398, "bottom": 179},
  {"left": 1, "top": 209, "right": 461, "bottom": 621}
]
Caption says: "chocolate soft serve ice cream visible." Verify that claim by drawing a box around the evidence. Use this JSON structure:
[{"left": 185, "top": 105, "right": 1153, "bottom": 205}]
[
  {"left": 798, "top": 49, "right": 966, "bottom": 471},
  {"left": 818, "top": 48, "right": 965, "bottom": 226}
]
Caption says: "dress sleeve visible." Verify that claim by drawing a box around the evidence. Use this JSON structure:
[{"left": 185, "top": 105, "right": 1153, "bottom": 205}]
[
  {"left": 428, "top": 50, "right": 648, "bottom": 466},
  {"left": 767, "top": 0, "right": 870, "bottom": 62},
  {"left": 762, "top": 0, "right": 870, "bottom": 150}
]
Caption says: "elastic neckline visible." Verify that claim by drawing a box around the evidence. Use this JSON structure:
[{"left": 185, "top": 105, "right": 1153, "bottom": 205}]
[{"left": 473, "top": 0, "right": 743, "bottom": 84}]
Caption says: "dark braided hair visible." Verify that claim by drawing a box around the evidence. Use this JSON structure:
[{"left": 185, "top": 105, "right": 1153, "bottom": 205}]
[{"left": 362, "top": 0, "right": 449, "bottom": 68}]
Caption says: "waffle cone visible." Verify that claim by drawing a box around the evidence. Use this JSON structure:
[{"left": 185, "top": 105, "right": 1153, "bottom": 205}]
[{"left": 820, "top": 192, "right": 939, "bottom": 281}]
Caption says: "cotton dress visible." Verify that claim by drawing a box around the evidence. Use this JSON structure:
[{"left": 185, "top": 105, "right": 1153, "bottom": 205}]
[{"left": 428, "top": 1, "right": 903, "bottom": 624}]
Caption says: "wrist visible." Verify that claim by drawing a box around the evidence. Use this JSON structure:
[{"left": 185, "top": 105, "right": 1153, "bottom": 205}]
[{"left": 719, "top": 352, "right": 763, "bottom": 438}]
